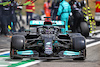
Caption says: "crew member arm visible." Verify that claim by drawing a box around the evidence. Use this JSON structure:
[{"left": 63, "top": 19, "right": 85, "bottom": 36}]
[
  {"left": 68, "top": 3, "right": 71, "bottom": 15},
  {"left": 0, "top": 1, "right": 11, "bottom": 6},
  {"left": 23, "top": 1, "right": 32, "bottom": 6},
  {"left": 57, "top": 3, "right": 63, "bottom": 16}
]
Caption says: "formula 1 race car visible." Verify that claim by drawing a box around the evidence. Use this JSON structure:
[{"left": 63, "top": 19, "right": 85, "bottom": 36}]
[{"left": 10, "top": 18, "right": 86, "bottom": 60}]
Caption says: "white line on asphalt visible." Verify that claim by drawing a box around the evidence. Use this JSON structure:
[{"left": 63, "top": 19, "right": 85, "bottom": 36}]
[
  {"left": 92, "top": 30, "right": 100, "bottom": 33},
  {"left": 9, "top": 62, "right": 19, "bottom": 64},
  {"left": 86, "top": 41, "right": 100, "bottom": 48},
  {"left": 17, "top": 60, "right": 42, "bottom": 67},
  {"left": 0, "top": 57, "right": 8, "bottom": 60},
  {"left": 86, "top": 39, "right": 95, "bottom": 42},
  {"left": 0, "top": 49, "right": 9, "bottom": 51},
  {"left": 0, "top": 65, "right": 8, "bottom": 67},
  {"left": 0, "top": 51, "right": 10, "bottom": 55},
  {"left": 92, "top": 34, "right": 100, "bottom": 38},
  {"left": 1, "top": 40, "right": 7, "bottom": 42}
]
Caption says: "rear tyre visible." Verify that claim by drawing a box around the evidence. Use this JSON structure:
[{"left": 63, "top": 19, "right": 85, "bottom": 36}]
[
  {"left": 80, "top": 22, "right": 89, "bottom": 37},
  {"left": 96, "top": 21, "right": 100, "bottom": 26}
]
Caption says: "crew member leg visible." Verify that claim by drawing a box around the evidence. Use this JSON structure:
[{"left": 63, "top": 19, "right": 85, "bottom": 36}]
[
  {"left": 26, "top": 12, "right": 29, "bottom": 25},
  {"left": 61, "top": 18, "right": 68, "bottom": 35},
  {"left": 0, "top": 17, "right": 2, "bottom": 34},
  {"left": 30, "top": 12, "right": 33, "bottom": 20},
  {"left": 11, "top": 14, "right": 16, "bottom": 32},
  {"left": 2, "top": 16, "right": 9, "bottom": 35},
  {"left": 73, "top": 12, "right": 80, "bottom": 32},
  {"left": 52, "top": 9, "right": 57, "bottom": 20},
  {"left": 19, "top": 10, "right": 22, "bottom": 20}
]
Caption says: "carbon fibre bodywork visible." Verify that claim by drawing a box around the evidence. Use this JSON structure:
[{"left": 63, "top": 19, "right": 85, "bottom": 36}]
[{"left": 10, "top": 20, "right": 86, "bottom": 60}]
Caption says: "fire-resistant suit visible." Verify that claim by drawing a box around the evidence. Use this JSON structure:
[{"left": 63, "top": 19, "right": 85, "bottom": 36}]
[{"left": 57, "top": 0, "right": 71, "bottom": 34}]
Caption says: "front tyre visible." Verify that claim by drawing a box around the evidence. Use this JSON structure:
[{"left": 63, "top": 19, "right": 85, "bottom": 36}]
[{"left": 10, "top": 35, "right": 25, "bottom": 59}]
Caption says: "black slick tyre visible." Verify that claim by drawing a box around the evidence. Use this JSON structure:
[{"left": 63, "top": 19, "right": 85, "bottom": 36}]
[
  {"left": 10, "top": 35, "right": 25, "bottom": 59},
  {"left": 80, "top": 22, "right": 89, "bottom": 37}
]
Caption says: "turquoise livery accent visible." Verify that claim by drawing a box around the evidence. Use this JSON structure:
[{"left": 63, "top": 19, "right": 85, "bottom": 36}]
[
  {"left": 37, "top": 41, "right": 43, "bottom": 45},
  {"left": 17, "top": 50, "right": 34, "bottom": 55},
  {"left": 52, "top": 21, "right": 65, "bottom": 25},
  {"left": 46, "top": 42, "right": 51, "bottom": 45},
  {"left": 11, "top": 22, "right": 13, "bottom": 28},
  {"left": 30, "top": 20, "right": 64, "bottom": 26},
  {"left": 57, "top": 0, "right": 71, "bottom": 34},
  {"left": 63, "top": 51, "right": 80, "bottom": 56},
  {"left": 30, "top": 21, "right": 44, "bottom": 25},
  {"left": 53, "top": 41, "right": 59, "bottom": 45}
]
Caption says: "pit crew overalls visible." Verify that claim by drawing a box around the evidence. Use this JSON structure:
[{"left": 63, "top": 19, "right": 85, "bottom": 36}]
[
  {"left": 69, "top": 0, "right": 82, "bottom": 32},
  {"left": 10, "top": 1, "right": 17, "bottom": 32},
  {"left": 57, "top": 0, "right": 71, "bottom": 35},
  {"left": 0, "top": 0, "right": 2, "bottom": 34},
  {"left": 1, "top": 1, "right": 12, "bottom": 35},
  {"left": 51, "top": 1, "right": 60, "bottom": 20},
  {"left": 44, "top": 2, "right": 51, "bottom": 19}
]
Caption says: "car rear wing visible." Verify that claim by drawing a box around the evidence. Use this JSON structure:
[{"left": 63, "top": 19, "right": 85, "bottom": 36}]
[
  {"left": 29, "top": 20, "right": 65, "bottom": 27},
  {"left": 28, "top": 20, "right": 65, "bottom": 34}
]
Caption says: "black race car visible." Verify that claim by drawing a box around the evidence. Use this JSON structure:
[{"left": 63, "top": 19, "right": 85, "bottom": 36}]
[{"left": 10, "top": 19, "right": 86, "bottom": 60}]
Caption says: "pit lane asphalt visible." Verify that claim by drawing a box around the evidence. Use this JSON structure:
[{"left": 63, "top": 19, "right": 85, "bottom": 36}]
[{"left": 0, "top": 35, "right": 10, "bottom": 49}]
